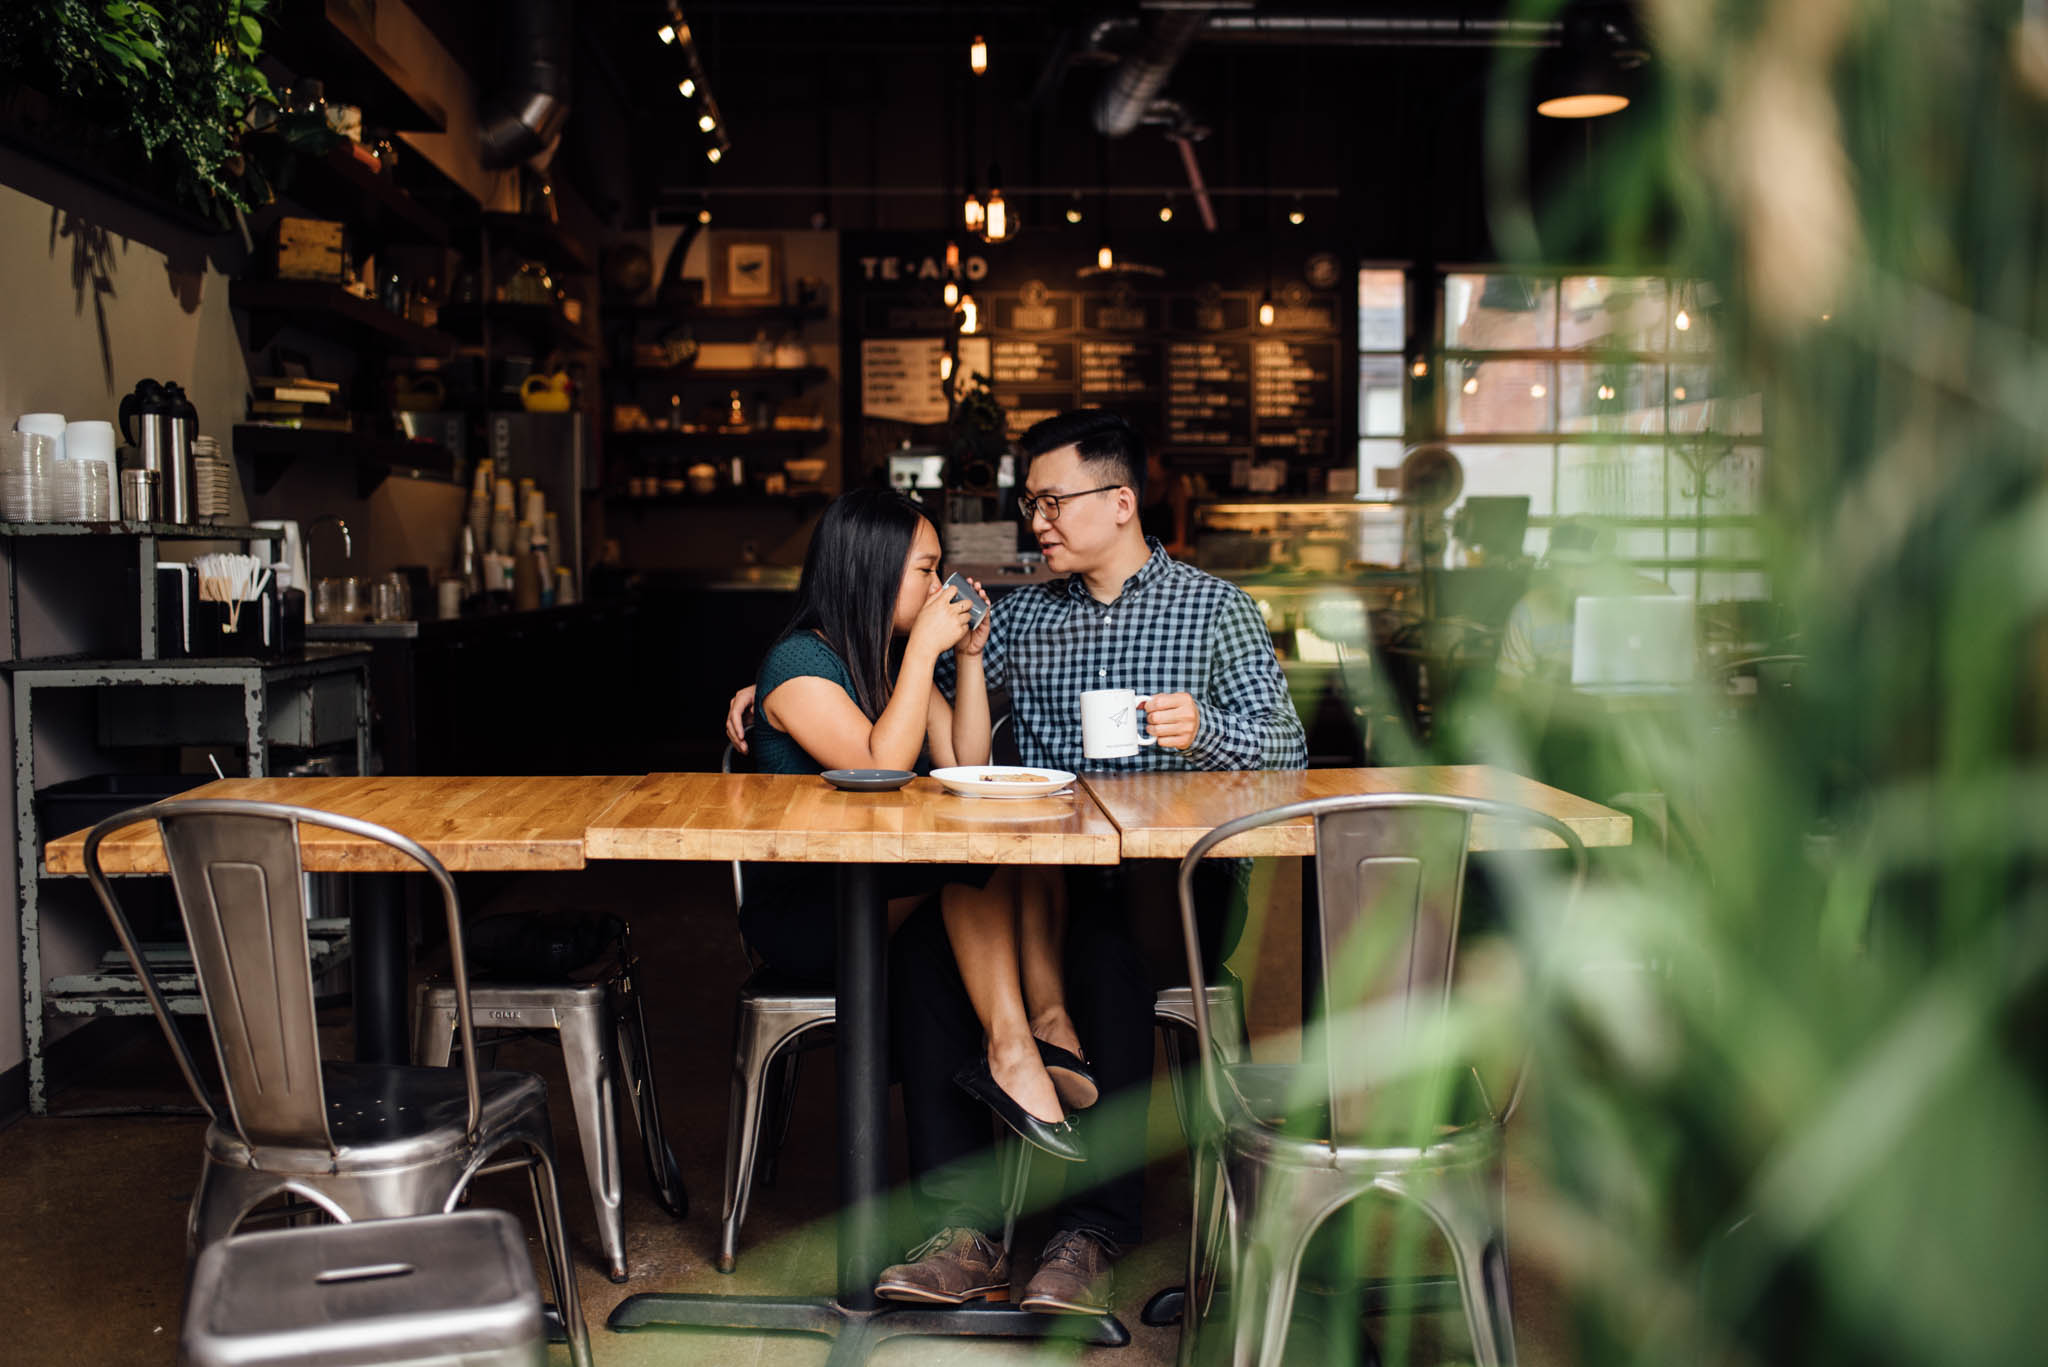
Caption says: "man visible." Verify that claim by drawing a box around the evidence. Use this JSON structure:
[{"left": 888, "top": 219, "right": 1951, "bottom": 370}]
[{"left": 726, "top": 408, "right": 1305, "bottom": 1313}]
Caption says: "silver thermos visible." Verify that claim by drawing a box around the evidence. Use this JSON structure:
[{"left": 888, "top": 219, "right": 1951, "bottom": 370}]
[
  {"left": 160, "top": 381, "right": 197, "bottom": 525},
  {"left": 119, "top": 378, "right": 196, "bottom": 525}
]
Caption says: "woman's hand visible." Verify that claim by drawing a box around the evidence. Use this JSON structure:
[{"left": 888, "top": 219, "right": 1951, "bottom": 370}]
[
  {"left": 955, "top": 578, "right": 993, "bottom": 657},
  {"left": 907, "top": 577, "right": 973, "bottom": 660}
]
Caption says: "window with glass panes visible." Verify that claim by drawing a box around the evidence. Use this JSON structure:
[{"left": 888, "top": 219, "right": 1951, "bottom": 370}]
[
  {"left": 1358, "top": 269, "right": 1767, "bottom": 602},
  {"left": 1355, "top": 267, "right": 1409, "bottom": 495}
]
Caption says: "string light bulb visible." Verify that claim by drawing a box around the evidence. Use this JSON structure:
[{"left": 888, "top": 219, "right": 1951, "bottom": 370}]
[
  {"left": 1288, "top": 207, "right": 1305, "bottom": 226},
  {"left": 963, "top": 194, "right": 984, "bottom": 234},
  {"left": 969, "top": 34, "right": 988, "bottom": 75},
  {"left": 1463, "top": 375, "right": 1479, "bottom": 395},
  {"left": 1597, "top": 383, "right": 1616, "bottom": 401},
  {"left": 1097, "top": 243, "right": 1114, "bottom": 270},
  {"left": 657, "top": 22, "right": 677, "bottom": 44},
  {"left": 698, "top": 112, "right": 716, "bottom": 133},
  {"left": 1258, "top": 293, "right": 1275, "bottom": 327},
  {"left": 983, "top": 187, "right": 1010, "bottom": 242},
  {"left": 678, "top": 77, "right": 696, "bottom": 97},
  {"left": 1158, "top": 202, "right": 1174, "bottom": 223},
  {"left": 959, "top": 294, "right": 980, "bottom": 334},
  {"left": 1674, "top": 308, "right": 1692, "bottom": 331},
  {"left": 1530, "top": 382, "right": 1547, "bottom": 398},
  {"left": 1673, "top": 385, "right": 1688, "bottom": 400},
  {"left": 705, "top": 146, "right": 722, "bottom": 163},
  {"left": 697, "top": 208, "right": 711, "bottom": 224},
  {"left": 1066, "top": 203, "right": 1082, "bottom": 224},
  {"left": 943, "top": 279, "right": 960, "bottom": 307},
  {"left": 1411, "top": 359, "right": 1429, "bottom": 378}
]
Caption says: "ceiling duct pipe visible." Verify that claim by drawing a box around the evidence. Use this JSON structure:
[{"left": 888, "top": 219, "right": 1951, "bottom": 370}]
[
  {"left": 479, "top": 0, "right": 574, "bottom": 169},
  {"left": 1198, "top": 13, "right": 1562, "bottom": 48},
  {"left": 1093, "top": 6, "right": 1211, "bottom": 137}
]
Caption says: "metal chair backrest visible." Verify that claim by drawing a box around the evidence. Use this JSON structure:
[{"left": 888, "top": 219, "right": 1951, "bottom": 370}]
[
  {"left": 1177, "top": 792, "right": 1586, "bottom": 1149},
  {"left": 83, "top": 799, "right": 484, "bottom": 1151}
]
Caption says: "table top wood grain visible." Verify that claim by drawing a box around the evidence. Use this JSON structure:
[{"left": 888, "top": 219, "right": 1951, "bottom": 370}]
[
  {"left": 1077, "top": 766, "right": 1634, "bottom": 858},
  {"left": 583, "top": 772, "right": 1122, "bottom": 865},
  {"left": 43, "top": 776, "right": 643, "bottom": 875}
]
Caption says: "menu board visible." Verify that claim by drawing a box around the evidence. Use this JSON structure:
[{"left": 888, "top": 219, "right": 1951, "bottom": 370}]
[{"left": 844, "top": 233, "right": 1353, "bottom": 485}]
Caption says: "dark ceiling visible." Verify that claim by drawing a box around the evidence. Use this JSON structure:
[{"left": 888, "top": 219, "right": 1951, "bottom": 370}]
[{"left": 535, "top": 1, "right": 1657, "bottom": 262}]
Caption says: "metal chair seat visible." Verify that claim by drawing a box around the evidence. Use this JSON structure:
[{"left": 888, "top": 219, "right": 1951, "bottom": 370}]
[{"left": 199, "top": 1062, "right": 548, "bottom": 1171}]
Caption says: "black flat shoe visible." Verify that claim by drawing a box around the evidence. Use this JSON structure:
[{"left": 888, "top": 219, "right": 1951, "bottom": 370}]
[
  {"left": 953, "top": 1056, "right": 1087, "bottom": 1163},
  {"left": 1034, "top": 1039, "right": 1100, "bottom": 1110}
]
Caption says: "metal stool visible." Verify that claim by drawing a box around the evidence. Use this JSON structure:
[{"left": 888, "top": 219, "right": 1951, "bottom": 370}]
[
  {"left": 182, "top": 1210, "right": 544, "bottom": 1367},
  {"left": 717, "top": 967, "right": 837, "bottom": 1272},
  {"left": 417, "top": 923, "right": 686, "bottom": 1283}
]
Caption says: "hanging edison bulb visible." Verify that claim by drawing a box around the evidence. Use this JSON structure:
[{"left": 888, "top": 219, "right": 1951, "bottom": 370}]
[
  {"left": 945, "top": 241, "right": 961, "bottom": 271},
  {"left": 939, "top": 352, "right": 955, "bottom": 381},
  {"left": 943, "top": 279, "right": 960, "bottom": 307},
  {"left": 1097, "top": 243, "right": 1114, "bottom": 270},
  {"left": 963, "top": 194, "right": 985, "bottom": 234},
  {"left": 969, "top": 34, "right": 988, "bottom": 75},
  {"left": 1463, "top": 375, "right": 1479, "bottom": 395},
  {"left": 698, "top": 112, "right": 716, "bottom": 133},
  {"left": 983, "top": 188, "right": 1011, "bottom": 242},
  {"left": 1674, "top": 307, "right": 1692, "bottom": 331},
  {"left": 959, "top": 294, "right": 980, "bottom": 334},
  {"left": 1258, "top": 293, "right": 1276, "bottom": 327},
  {"left": 706, "top": 146, "right": 722, "bottom": 163}
]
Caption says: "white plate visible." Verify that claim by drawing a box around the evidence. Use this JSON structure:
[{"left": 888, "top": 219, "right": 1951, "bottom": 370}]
[{"left": 929, "top": 765, "right": 1078, "bottom": 799}]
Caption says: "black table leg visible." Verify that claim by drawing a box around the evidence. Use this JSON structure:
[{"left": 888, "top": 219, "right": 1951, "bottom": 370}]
[
  {"left": 608, "top": 859, "right": 1130, "bottom": 1359},
  {"left": 349, "top": 872, "right": 408, "bottom": 1064}
]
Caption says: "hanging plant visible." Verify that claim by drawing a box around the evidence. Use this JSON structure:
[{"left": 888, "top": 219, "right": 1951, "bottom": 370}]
[{"left": 0, "top": 0, "right": 297, "bottom": 227}]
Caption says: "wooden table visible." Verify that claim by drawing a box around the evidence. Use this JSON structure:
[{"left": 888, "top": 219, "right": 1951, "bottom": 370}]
[
  {"left": 593, "top": 771, "right": 1126, "bottom": 1365},
  {"left": 1078, "top": 765, "right": 1634, "bottom": 858},
  {"left": 45, "top": 776, "right": 641, "bottom": 1062}
]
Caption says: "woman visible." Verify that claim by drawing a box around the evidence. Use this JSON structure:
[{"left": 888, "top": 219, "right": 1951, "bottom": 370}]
[{"left": 743, "top": 488, "right": 1095, "bottom": 1160}]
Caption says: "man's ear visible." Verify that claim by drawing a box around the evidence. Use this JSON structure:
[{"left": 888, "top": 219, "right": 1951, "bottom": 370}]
[{"left": 1114, "top": 485, "right": 1139, "bottom": 526}]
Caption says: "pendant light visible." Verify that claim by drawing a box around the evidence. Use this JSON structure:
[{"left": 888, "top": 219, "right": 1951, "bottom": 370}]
[
  {"left": 1536, "top": 16, "right": 1632, "bottom": 119},
  {"left": 963, "top": 193, "right": 984, "bottom": 234},
  {"left": 969, "top": 34, "right": 988, "bottom": 76},
  {"left": 984, "top": 187, "right": 1010, "bottom": 242}
]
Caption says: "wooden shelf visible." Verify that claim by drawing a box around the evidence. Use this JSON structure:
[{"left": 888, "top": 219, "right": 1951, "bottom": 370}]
[
  {"left": 262, "top": 0, "right": 448, "bottom": 132},
  {"left": 230, "top": 281, "right": 456, "bottom": 356},
  {"left": 613, "top": 302, "right": 828, "bottom": 325},
  {"left": 440, "top": 302, "right": 597, "bottom": 354},
  {"left": 233, "top": 423, "right": 456, "bottom": 497},
  {"left": 481, "top": 211, "right": 593, "bottom": 276},
  {"left": 629, "top": 366, "right": 828, "bottom": 386},
  {"left": 265, "top": 143, "right": 449, "bottom": 246},
  {"left": 605, "top": 490, "right": 830, "bottom": 511},
  {"left": 605, "top": 428, "right": 829, "bottom": 450}
]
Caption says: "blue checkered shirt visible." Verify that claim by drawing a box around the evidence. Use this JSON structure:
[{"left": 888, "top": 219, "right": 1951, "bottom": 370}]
[{"left": 938, "top": 540, "right": 1307, "bottom": 772}]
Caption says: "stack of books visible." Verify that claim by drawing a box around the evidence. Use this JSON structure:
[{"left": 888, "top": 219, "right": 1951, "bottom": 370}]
[{"left": 247, "top": 376, "right": 350, "bottom": 431}]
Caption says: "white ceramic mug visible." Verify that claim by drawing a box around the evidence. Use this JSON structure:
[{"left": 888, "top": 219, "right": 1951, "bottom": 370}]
[{"left": 1081, "top": 688, "right": 1157, "bottom": 759}]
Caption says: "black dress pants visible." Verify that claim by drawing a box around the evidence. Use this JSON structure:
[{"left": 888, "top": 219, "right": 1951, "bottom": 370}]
[{"left": 888, "top": 860, "right": 1245, "bottom": 1250}]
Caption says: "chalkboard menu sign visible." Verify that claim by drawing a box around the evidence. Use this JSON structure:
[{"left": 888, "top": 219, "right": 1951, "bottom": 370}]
[{"left": 842, "top": 232, "right": 1353, "bottom": 486}]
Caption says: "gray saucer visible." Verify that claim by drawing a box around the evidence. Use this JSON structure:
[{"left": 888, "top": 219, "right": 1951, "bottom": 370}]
[{"left": 821, "top": 769, "right": 915, "bottom": 792}]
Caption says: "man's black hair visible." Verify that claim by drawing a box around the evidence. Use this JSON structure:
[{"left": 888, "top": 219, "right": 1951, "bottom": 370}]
[{"left": 1019, "top": 408, "right": 1146, "bottom": 505}]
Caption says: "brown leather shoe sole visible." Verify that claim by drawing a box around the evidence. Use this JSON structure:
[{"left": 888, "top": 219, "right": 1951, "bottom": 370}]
[
  {"left": 874, "top": 1278, "right": 1010, "bottom": 1305},
  {"left": 1018, "top": 1289, "right": 1110, "bottom": 1316}
]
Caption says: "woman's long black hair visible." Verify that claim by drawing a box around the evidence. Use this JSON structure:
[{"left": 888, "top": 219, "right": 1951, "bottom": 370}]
[{"left": 779, "top": 488, "right": 931, "bottom": 718}]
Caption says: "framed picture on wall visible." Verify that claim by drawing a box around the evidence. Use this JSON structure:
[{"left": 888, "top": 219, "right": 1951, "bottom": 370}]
[{"left": 717, "top": 238, "right": 781, "bottom": 303}]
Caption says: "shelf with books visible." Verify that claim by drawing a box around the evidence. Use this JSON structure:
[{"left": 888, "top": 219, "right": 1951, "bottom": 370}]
[{"left": 230, "top": 281, "right": 456, "bottom": 356}]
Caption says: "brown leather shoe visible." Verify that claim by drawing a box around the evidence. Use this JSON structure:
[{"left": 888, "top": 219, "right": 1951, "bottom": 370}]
[
  {"left": 1018, "top": 1228, "right": 1117, "bottom": 1315},
  {"left": 874, "top": 1227, "right": 1011, "bottom": 1305}
]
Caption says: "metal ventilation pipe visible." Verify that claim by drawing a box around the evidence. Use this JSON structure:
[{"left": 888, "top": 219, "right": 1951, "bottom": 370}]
[
  {"left": 1198, "top": 13, "right": 1562, "bottom": 48},
  {"left": 1093, "top": 6, "right": 1211, "bottom": 137},
  {"left": 479, "top": 0, "right": 574, "bottom": 170}
]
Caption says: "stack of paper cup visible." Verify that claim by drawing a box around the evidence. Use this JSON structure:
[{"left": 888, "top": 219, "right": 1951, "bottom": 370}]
[
  {"left": 14, "top": 413, "right": 65, "bottom": 462},
  {"left": 65, "top": 420, "right": 119, "bottom": 520}
]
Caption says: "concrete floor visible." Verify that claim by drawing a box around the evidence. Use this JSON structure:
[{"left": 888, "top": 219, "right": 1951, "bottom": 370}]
[{"left": 0, "top": 859, "right": 1567, "bottom": 1366}]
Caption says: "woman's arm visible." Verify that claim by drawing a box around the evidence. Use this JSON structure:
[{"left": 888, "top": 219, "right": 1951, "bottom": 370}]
[
  {"left": 762, "top": 586, "right": 972, "bottom": 770},
  {"left": 926, "top": 579, "right": 992, "bottom": 767}
]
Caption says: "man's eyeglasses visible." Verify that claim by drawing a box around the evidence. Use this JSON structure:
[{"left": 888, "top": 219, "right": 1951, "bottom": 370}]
[{"left": 1016, "top": 484, "right": 1122, "bottom": 523}]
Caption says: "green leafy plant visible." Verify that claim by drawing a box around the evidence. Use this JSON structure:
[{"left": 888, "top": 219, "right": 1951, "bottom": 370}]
[{"left": 0, "top": 0, "right": 285, "bottom": 225}]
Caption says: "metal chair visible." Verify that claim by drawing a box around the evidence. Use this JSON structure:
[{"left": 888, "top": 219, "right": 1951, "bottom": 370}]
[
  {"left": 81, "top": 799, "right": 593, "bottom": 1367},
  {"left": 415, "top": 915, "right": 688, "bottom": 1283},
  {"left": 1155, "top": 969, "right": 1252, "bottom": 1140},
  {"left": 1171, "top": 794, "right": 1587, "bottom": 1367}
]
